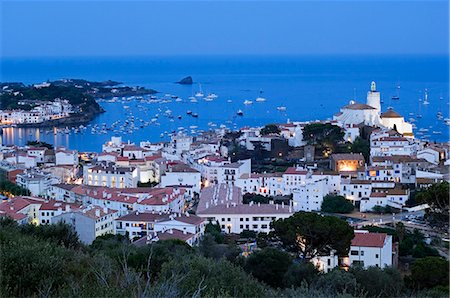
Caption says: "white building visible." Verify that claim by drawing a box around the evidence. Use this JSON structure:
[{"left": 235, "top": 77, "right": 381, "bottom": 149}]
[
  {"left": 345, "top": 230, "right": 393, "bottom": 268},
  {"left": 312, "top": 230, "right": 393, "bottom": 271},
  {"left": 292, "top": 178, "right": 328, "bottom": 212},
  {"left": 196, "top": 184, "right": 293, "bottom": 234},
  {"left": 51, "top": 205, "right": 120, "bottom": 244},
  {"left": 83, "top": 162, "right": 139, "bottom": 188},
  {"left": 160, "top": 162, "right": 201, "bottom": 194},
  {"left": 217, "top": 159, "right": 251, "bottom": 186},
  {"left": 16, "top": 170, "right": 53, "bottom": 196},
  {"left": 114, "top": 211, "right": 205, "bottom": 244},
  {"left": 55, "top": 148, "right": 78, "bottom": 166}
]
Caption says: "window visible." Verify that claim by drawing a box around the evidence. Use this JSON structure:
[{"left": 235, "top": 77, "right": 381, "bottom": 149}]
[
  {"left": 360, "top": 251, "right": 364, "bottom": 256},
  {"left": 227, "top": 218, "right": 231, "bottom": 221},
  {"left": 240, "top": 218, "right": 243, "bottom": 222},
  {"left": 327, "top": 259, "right": 331, "bottom": 266},
  {"left": 350, "top": 250, "right": 359, "bottom": 256},
  {"left": 375, "top": 254, "right": 379, "bottom": 259},
  {"left": 252, "top": 224, "right": 258, "bottom": 229},
  {"left": 240, "top": 225, "right": 243, "bottom": 229}
]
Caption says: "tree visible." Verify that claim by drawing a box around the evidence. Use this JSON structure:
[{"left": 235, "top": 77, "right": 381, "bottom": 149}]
[
  {"left": 302, "top": 123, "right": 345, "bottom": 155},
  {"left": 321, "top": 195, "right": 354, "bottom": 213},
  {"left": 271, "top": 212, "right": 354, "bottom": 259},
  {"left": 260, "top": 124, "right": 281, "bottom": 136},
  {"left": 244, "top": 248, "right": 292, "bottom": 288},
  {"left": 416, "top": 182, "right": 449, "bottom": 229},
  {"left": 283, "top": 262, "right": 319, "bottom": 288},
  {"left": 204, "top": 221, "right": 224, "bottom": 243},
  {"left": 158, "top": 255, "right": 268, "bottom": 297},
  {"left": 351, "top": 137, "right": 370, "bottom": 162},
  {"left": 350, "top": 266, "right": 404, "bottom": 297},
  {"left": 408, "top": 257, "right": 449, "bottom": 289}
]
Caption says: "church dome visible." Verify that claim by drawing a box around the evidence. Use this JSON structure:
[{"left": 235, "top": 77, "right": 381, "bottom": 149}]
[{"left": 380, "top": 109, "right": 403, "bottom": 118}]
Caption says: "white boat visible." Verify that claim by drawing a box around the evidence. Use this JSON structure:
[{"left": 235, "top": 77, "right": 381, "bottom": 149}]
[
  {"left": 255, "top": 90, "right": 266, "bottom": 102},
  {"left": 432, "top": 131, "right": 442, "bottom": 135},
  {"left": 175, "top": 98, "right": 183, "bottom": 102},
  {"left": 195, "top": 84, "right": 204, "bottom": 97},
  {"left": 423, "top": 89, "right": 430, "bottom": 105},
  {"left": 204, "top": 97, "right": 214, "bottom": 102},
  {"left": 243, "top": 100, "right": 253, "bottom": 105},
  {"left": 227, "top": 99, "right": 232, "bottom": 103},
  {"left": 237, "top": 110, "right": 243, "bottom": 116},
  {"left": 277, "top": 106, "right": 287, "bottom": 111},
  {"left": 206, "top": 93, "right": 218, "bottom": 99},
  {"left": 190, "top": 98, "right": 198, "bottom": 103}
]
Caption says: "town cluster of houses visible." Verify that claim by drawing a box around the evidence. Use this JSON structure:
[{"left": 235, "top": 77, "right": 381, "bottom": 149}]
[
  {"left": 0, "top": 97, "right": 74, "bottom": 125},
  {"left": 0, "top": 82, "right": 448, "bottom": 271}
]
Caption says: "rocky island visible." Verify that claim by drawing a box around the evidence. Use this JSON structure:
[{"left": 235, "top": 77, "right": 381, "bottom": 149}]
[
  {"left": 176, "top": 76, "right": 193, "bottom": 85},
  {"left": 0, "top": 79, "right": 157, "bottom": 127}
]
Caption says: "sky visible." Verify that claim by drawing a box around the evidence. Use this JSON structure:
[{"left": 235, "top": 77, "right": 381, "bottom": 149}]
[{"left": 1, "top": 0, "right": 448, "bottom": 57}]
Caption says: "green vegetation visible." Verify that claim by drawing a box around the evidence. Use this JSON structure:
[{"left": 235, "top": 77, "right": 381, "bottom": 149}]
[
  {"left": 350, "top": 137, "right": 370, "bottom": 162},
  {"left": 371, "top": 205, "right": 396, "bottom": 214},
  {"left": 260, "top": 124, "right": 281, "bottom": 136},
  {"left": 416, "top": 182, "right": 449, "bottom": 229},
  {"left": 0, "top": 84, "right": 97, "bottom": 110},
  {"left": 0, "top": 179, "right": 31, "bottom": 196},
  {"left": 407, "top": 257, "right": 449, "bottom": 290},
  {"left": 302, "top": 123, "right": 345, "bottom": 156},
  {"left": 321, "top": 194, "right": 354, "bottom": 213},
  {"left": 271, "top": 211, "right": 354, "bottom": 259},
  {"left": 1, "top": 216, "right": 448, "bottom": 298},
  {"left": 244, "top": 248, "right": 292, "bottom": 288}
]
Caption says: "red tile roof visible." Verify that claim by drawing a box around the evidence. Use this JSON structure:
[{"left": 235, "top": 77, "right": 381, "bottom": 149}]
[{"left": 352, "top": 232, "right": 387, "bottom": 248}]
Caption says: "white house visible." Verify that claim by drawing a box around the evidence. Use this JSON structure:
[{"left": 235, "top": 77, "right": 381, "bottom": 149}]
[
  {"left": 345, "top": 230, "right": 393, "bottom": 268},
  {"left": 196, "top": 184, "right": 293, "bottom": 234},
  {"left": 51, "top": 205, "right": 120, "bottom": 244},
  {"left": 292, "top": 178, "right": 328, "bottom": 212},
  {"left": 160, "top": 162, "right": 201, "bottom": 194},
  {"left": 114, "top": 211, "right": 205, "bottom": 245},
  {"left": 16, "top": 170, "right": 53, "bottom": 196},
  {"left": 55, "top": 148, "right": 78, "bottom": 166},
  {"left": 217, "top": 159, "right": 251, "bottom": 186},
  {"left": 83, "top": 162, "right": 139, "bottom": 188}
]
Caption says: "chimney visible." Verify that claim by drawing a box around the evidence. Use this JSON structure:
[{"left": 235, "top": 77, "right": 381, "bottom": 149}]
[
  {"left": 168, "top": 229, "right": 173, "bottom": 234},
  {"left": 276, "top": 204, "right": 279, "bottom": 210},
  {"left": 103, "top": 207, "right": 108, "bottom": 214},
  {"left": 183, "top": 230, "right": 187, "bottom": 235},
  {"left": 95, "top": 209, "right": 100, "bottom": 217},
  {"left": 65, "top": 205, "right": 71, "bottom": 212}
]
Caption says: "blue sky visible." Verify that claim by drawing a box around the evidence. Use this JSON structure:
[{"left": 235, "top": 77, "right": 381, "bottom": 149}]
[{"left": 1, "top": 0, "right": 448, "bottom": 57}]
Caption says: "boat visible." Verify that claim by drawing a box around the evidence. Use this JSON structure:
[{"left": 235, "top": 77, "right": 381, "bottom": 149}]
[
  {"left": 391, "top": 96, "right": 399, "bottom": 100},
  {"left": 175, "top": 98, "right": 183, "bottom": 102},
  {"left": 206, "top": 93, "right": 218, "bottom": 100},
  {"left": 277, "top": 106, "right": 287, "bottom": 111},
  {"left": 243, "top": 100, "right": 253, "bottom": 105},
  {"left": 190, "top": 98, "right": 198, "bottom": 103},
  {"left": 236, "top": 109, "right": 243, "bottom": 116},
  {"left": 204, "top": 97, "right": 214, "bottom": 102},
  {"left": 192, "top": 113, "right": 199, "bottom": 118},
  {"left": 227, "top": 99, "right": 232, "bottom": 103},
  {"left": 255, "top": 90, "right": 266, "bottom": 102},
  {"left": 423, "top": 89, "right": 430, "bottom": 105},
  {"left": 186, "top": 110, "right": 192, "bottom": 115},
  {"left": 178, "top": 115, "right": 182, "bottom": 119},
  {"left": 432, "top": 131, "right": 442, "bottom": 135},
  {"left": 195, "top": 84, "right": 204, "bottom": 97}
]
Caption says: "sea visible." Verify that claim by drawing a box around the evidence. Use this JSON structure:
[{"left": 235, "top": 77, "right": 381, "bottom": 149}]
[{"left": 0, "top": 55, "right": 448, "bottom": 152}]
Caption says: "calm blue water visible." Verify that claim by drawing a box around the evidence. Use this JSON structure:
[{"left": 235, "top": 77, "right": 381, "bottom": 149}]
[{"left": 0, "top": 55, "right": 448, "bottom": 151}]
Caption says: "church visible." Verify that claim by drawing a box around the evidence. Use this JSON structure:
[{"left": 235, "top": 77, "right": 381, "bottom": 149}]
[{"left": 333, "top": 82, "right": 413, "bottom": 137}]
